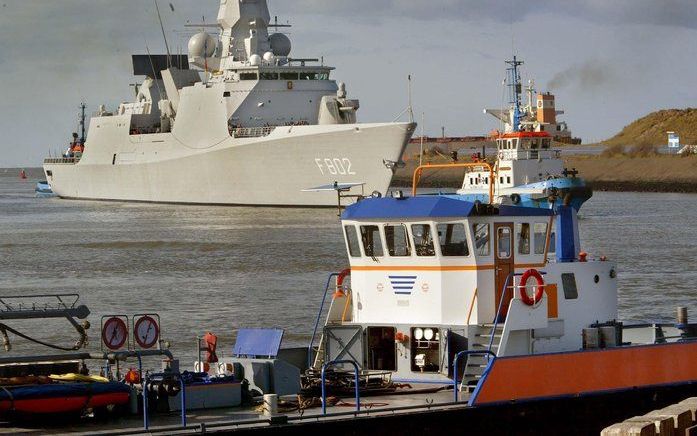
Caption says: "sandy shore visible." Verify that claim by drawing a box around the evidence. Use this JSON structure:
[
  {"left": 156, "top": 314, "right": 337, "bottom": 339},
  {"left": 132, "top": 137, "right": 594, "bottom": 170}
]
[{"left": 391, "top": 154, "right": 697, "bottom": 193}]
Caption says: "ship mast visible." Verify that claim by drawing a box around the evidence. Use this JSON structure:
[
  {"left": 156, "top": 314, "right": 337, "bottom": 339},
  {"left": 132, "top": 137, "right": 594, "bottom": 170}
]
[
  {"left": 79, "top": 102, "right": 87, "bottom": 144},
  {"left": 505, "top": 56, "right": 524, "bottom": 132}
]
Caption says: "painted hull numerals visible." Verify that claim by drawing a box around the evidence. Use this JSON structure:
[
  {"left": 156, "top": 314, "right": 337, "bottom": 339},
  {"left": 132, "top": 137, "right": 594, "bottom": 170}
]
[{"left": 315, "top": 158, "right": 356, "bottom": 176}]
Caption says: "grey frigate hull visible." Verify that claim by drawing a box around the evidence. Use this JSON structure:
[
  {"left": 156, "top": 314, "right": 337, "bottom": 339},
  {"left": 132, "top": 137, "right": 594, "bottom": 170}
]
[{"left": 44, "top": 122, "right": 415, "bottom": 207}]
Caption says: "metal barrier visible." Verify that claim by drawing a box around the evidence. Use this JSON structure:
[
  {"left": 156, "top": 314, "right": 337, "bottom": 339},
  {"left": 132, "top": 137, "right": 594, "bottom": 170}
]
[
  {"left": 320, "top": 360, "right": 360, "bottom": 414},
  {"left": 143, "top": 372, "right": 187, "bottom": 430},
  {"left": 307, "top": 272, "right": 340, "bottom": 369},
  {"left": 452, "top": 350, "right": 497, "bottom": 402}
]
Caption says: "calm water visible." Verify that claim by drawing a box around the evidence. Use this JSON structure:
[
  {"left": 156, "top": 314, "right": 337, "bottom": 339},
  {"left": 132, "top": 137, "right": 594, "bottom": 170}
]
[{"left": 1, "top": 169, "right": 696, "bottom": 367}]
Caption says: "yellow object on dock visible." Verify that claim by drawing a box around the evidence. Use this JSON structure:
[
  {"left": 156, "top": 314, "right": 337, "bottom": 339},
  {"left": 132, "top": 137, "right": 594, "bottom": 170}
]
[{"left": 49, "top": 373, "right": 109, "bottom": 383}]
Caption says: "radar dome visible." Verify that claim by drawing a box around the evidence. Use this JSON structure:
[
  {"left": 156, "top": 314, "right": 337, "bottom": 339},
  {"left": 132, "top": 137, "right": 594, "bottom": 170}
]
[
  {"left": 269, "top": 33, "right": 291, "bottom": 57},
  {"left": 263, "top": 51, "right": 275, "bottom": 63},
  {"left": 249, "top": 54, "right": 262, "bottom": 66},
  {"left": 188, "top": 32, "right": 216, "bottom": 58}
]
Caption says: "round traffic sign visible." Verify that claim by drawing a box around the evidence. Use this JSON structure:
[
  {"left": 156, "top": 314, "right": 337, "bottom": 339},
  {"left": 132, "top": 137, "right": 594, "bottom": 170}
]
[
  {"left": 134, "top": 315, "right": 160, "bottom": 349},
  {"left": 102, "top": 317, "right": 128, "bottom": 350}
]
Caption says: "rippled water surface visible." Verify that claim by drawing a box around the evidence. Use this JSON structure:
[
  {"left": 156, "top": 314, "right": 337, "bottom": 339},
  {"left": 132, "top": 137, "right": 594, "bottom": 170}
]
[{"left": 1, "top": 169, "right": 696, "bottom": 366}]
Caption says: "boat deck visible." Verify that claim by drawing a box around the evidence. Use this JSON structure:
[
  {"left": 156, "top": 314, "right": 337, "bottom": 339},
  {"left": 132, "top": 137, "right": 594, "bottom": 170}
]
[{"left": 1, "top": 385, "right": 464, "bottom": 435}]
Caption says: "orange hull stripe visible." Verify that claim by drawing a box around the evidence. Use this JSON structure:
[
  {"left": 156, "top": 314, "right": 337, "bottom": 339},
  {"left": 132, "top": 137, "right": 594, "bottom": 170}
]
[
  {"left": 474, "top": 342, "right": 697, "bottom": 405},
  {"left": 350, "top": 264, "right": 546, "bottom": 272}
]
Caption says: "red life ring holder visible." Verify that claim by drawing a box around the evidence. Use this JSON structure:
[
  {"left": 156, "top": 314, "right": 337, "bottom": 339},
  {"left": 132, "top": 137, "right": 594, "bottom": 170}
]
[{"left": 519, "top": 269, "right": 545, "bottom": 306}]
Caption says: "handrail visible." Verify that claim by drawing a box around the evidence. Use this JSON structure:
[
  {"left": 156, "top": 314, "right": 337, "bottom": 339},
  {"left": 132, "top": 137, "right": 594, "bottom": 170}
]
[
  {"left": 452, "top": 350, "right": 497, "bottom": 402},
  {"left": 143, "top": 372, "right": 186, "bottom": 430},
  {"left": 489, "top": 273, "right": 515, "bottom": 353},
  {"left": 411, "top": 163, "right": 495, "bottom": 203},
  {"left": 307, "top": 272, "right": 340, "bottom": 369},
  {"left": 465, "top": 288, "right": 478, "bottom": 326},
  {"left": 321, "top": 359, "right": 360, "bottom": 414},
  {"left": 341, "top": 290, "right": 352, "bottom": 323}
]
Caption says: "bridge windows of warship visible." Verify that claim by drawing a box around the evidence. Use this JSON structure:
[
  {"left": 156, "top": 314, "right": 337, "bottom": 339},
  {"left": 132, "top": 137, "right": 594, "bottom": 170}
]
[
  {"left": 411, "top": 224, "right": 435, "bottom": 257},
  {"left": 437, "top": 223, "right": 470, "bottom": 257},
  {"left": 366, "top": 327, "right": 396, "bottom": 371},
  {"left": 239, "top": 72, "right": 258, "bottom": 80},
  {"left": 384, "top": 225, "right": 411, "bottom": 257},
  {"left": 280, "top": 72, "right": 299, "bottom": 80},
  {"left": 260, "top": 72, "right": 279, "bottom": 80},
  {"left": 360, "top": 225, "right": 384, "bottom": 257}
]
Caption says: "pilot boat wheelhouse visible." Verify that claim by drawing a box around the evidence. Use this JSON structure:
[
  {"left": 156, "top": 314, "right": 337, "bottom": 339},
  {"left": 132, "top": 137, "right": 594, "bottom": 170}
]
[{"left": 310, "top": 195, "right": 697, "bottom": 404}]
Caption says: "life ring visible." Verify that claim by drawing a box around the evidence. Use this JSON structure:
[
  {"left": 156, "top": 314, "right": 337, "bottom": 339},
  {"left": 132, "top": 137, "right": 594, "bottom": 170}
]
[
  {"left": 510, "top": 193, "right": 521, "bottom": 205},
  {"left": 519, "top": 269, "right": 544, "bottom": 306},
  {"left": 334, "top": 268, "right": 351, "bottom": 297}
]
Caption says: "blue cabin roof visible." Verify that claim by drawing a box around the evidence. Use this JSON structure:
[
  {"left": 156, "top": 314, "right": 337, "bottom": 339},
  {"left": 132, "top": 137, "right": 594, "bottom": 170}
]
[{"left": 341, "top": 196, "right": 553, "bottom": 220}]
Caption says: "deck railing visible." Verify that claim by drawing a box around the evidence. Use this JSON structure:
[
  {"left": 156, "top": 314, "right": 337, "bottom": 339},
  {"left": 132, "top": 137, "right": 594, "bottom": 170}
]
[{"left": 498, "top": 149, "right": 561, "bottom": 160}]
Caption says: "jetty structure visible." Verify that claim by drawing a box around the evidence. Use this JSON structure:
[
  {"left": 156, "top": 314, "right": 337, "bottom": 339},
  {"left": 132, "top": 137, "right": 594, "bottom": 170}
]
[{"left": 42, "top": 0, "right": 415, "bottom": 206}]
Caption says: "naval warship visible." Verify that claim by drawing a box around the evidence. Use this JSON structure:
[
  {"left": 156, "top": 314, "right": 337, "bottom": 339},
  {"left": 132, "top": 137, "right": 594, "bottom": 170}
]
[{"left": 43, "top": 0, "right": 415, "bottom": 206}]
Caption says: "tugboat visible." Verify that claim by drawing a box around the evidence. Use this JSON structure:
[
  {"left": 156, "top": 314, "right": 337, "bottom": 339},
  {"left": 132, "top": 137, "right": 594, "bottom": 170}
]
[{"left": 447, "top": 57, "right": 591, "bottom": 210}]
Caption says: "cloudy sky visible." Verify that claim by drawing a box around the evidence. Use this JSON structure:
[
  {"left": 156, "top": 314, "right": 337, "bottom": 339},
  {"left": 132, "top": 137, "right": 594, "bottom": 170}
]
[{"left": 1, "top": 0, "right": 696, "bottom": 167}]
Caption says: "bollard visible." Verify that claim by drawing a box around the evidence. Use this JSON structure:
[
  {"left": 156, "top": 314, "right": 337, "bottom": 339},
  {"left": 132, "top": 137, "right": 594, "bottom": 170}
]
[
  {"left": 678, "top": 307, "right": 689, "bottom": 325},
  {"left": 263, "top": 394, "right": 278, "bottom": 417}
]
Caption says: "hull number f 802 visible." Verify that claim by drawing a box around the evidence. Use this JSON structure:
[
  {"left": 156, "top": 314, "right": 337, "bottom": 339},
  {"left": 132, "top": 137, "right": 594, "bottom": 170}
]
[{"left": 315, "top": 158, "right": 356, "bottom": 176}]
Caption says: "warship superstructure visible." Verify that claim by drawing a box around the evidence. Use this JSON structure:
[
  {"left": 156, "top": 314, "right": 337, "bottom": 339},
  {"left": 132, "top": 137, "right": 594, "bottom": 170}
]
[{"left": 43, "top": 0, "right": 415, "bottom": 206}]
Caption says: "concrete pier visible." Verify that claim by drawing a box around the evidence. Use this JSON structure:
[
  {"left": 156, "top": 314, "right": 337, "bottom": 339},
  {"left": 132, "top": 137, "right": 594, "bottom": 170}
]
[{"left": 602, "top": 397, "right": 697, "bottom": 436}]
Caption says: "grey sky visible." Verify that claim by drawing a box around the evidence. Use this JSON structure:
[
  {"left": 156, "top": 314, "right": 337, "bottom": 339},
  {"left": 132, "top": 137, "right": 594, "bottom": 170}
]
[{"left": 1, "top": 0, "right": 696, "bottom": 167}]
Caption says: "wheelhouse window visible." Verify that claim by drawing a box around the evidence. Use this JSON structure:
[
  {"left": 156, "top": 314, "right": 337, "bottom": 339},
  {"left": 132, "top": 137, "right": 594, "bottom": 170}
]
[
  {"left": 240, "top": 72, "right": 258, "bottom": 80},
  {"left": 260, "top": 72, "right": 279, "bottom": 80},
  {"left": 437, "top": 223, "right": 470, "bottom": 256},
  {"left": 517, "top": 223, "right": 531, "bottom": 255},
  {"left": 497, "top": 227, "right": 512, "bottom": 259},
  {"left": 280, "top": 72, "right": 299, "bottom": 80},
  {"left": 360, "top": 225, "right": 384, "bottom": 257},
  {"left": 472, "top": 223, "right": 490, "bottom": 256},
  {"left": 318, "top": 72, "right": 330, "bottom": 80},
  {"left": 344, "top": 225, "right": 361, "bottom": 257},
  {"left": 384, "top": 225, "right": 411, "bottom": 257},
  {"left": 534, "top": 223, "right": 548, "bottom": 254},
  {"left": 411, "top": 224, "right": 435, "bottom": 256},
  {"left": 299, "top": 72, "right": 318, "bottom": 80}
]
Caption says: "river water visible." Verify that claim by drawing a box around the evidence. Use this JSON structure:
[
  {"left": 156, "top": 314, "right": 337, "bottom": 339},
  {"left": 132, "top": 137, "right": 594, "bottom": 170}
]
[{"left": 1, "top": 169, "right": 696, "bottom": 367}]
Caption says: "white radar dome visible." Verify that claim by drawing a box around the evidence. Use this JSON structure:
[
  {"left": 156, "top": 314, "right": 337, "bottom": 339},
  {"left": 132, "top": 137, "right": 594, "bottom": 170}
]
[
  {"left": 249, "top": 54, "right": 262, "bottom": 66},
  {"left": 263, "top": 51, "right": 275, "bottom": 63},
  {"left": 269, "top": 33, "right": 291, "bottom": 57},
  {"left": 188, "top": 32, "right": 216, "bottom": 58}
]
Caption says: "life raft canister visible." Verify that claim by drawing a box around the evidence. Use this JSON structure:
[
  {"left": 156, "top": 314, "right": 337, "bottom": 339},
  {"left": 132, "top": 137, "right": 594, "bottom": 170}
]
[
  {"left": 334, "top": 268, "right": 351, "bottom": 298},
  {"left": 519, "top": 269, "right": 545, "bottom": 306}
]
